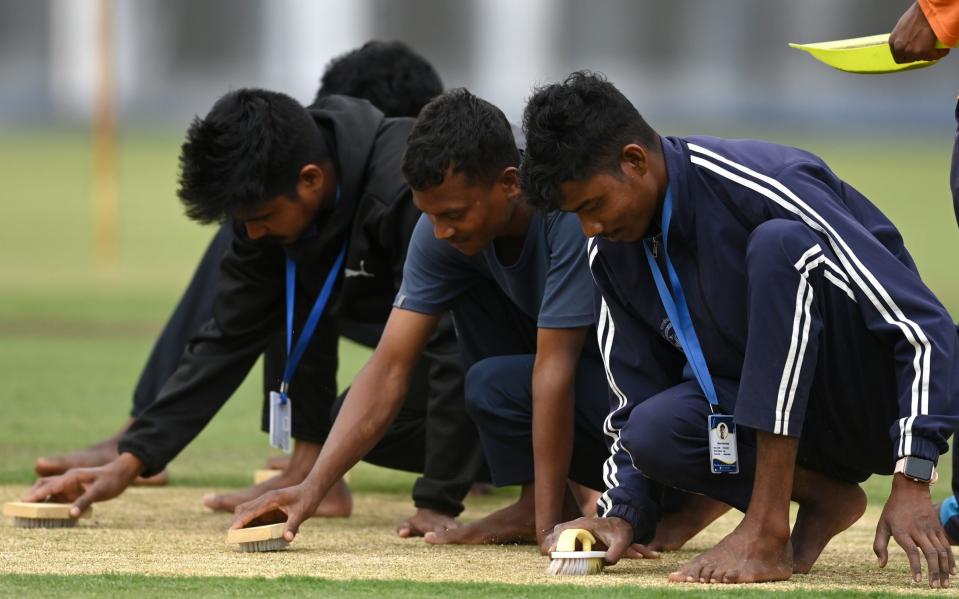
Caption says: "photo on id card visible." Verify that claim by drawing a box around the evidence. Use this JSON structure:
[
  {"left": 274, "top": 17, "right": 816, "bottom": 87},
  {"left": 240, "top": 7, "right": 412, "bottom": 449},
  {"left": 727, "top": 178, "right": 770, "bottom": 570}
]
[{"left": 708, "top": 413, "right": 738, "bottom": 474}]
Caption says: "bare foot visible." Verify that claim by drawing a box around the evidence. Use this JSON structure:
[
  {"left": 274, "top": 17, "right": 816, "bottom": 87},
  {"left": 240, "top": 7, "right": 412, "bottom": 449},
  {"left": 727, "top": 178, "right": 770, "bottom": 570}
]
[
  {"left": 312, "top": 479, "right": 352, "bottom": 518},
  {"left": 424, "top": 500, "right": 536, "bottom": 545},
  {"left": 668, "top": 518, "right": 793, "bottom": 584},
  {"left": 35, "top": 440, "right": 120, "bottom": 476},
  {"left": 264, "top": 455, "right": 290, "bottom": 470},
  {"left": 204, "top": 474, "right": 352, "bottom": 518},
  {"left": 649, "top": 495, "right": 731, "bottom": 552},
  {"left": 790, "top": 476, "right": 867, "bottom": 574},
  {"left": 569, "top": 482, "right": 601, "bottom": 518},
  {"left": 265, "top": 455, "right": 352, "bottom": 483},
  {"left": 203, "top": 476, "right": 291, "bottom": 513},
  {"left": 35, "top": 419, "right": 135, "bottom": 476},
  {"left": 397, "top": 508, "right": 458, "bottom": 538},
  {"left": 469, "top": 483, "right": 495, "bottom": 496},
  {"left": 36, "top": 433, "right": 169, "bottom": 486},
  {"left": 133, "top": 470, "right": 169, "bottom": 486}
]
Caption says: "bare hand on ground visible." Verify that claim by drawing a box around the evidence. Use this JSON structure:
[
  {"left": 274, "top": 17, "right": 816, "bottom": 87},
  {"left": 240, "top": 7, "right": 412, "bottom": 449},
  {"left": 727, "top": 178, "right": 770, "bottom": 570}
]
[
  {"left": 546, "top": 516, "right": 660, "bottom": 564},
  {"left": 23, "top": 453, "right": 143, "bottom": 517},
  {"left": 874, "top": 474, "right": 956, "bottom": 588},
  {"left": 232, "top": 484, "right": 321, "bottom": 542}
]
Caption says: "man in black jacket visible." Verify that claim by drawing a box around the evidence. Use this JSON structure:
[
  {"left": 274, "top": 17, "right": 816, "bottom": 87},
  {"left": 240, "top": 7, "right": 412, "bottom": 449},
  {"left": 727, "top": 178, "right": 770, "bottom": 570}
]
[
  {"left": 26, "top": 87, "right": 484, "bottom": 537},
  {"left": 32, "top": 42, "right": 480, "bottom": 537}
]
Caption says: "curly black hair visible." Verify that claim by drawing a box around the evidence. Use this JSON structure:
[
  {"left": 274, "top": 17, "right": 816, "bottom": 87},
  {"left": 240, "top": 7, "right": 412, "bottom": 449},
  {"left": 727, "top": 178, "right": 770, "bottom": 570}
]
[
  {"left": 521, "top": 71, "right": 659, "bottom": 211},
  {"left": 402, "top": 88, "right": 519, "bottom": 191},
  {"left": 315, "top": 40, "right": 443, "bottom": 118},
  {"left": 178, "top": 89, "right": 329, "bottom": 224}
]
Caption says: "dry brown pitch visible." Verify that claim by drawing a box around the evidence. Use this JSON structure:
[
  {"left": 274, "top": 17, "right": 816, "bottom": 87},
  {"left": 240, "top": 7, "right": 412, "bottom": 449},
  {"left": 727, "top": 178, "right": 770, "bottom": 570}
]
[{"left": 0, "top": 484, "right": 944, "bottom": 595}]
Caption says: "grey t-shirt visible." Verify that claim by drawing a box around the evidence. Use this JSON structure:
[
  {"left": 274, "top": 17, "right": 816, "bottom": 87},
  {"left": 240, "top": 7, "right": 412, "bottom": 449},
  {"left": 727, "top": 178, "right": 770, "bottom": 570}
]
[{"left": 394, "top": 210, "right": 595, "bottom": 329}]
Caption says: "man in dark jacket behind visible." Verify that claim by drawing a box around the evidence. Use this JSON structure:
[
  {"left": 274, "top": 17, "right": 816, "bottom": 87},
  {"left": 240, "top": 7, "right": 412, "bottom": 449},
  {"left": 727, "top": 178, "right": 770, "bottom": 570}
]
[
  {"left": 33, "top": 42, "right": 482, "bottom": 537},
  {"left": 26, "top": 88, "right": 484, "bottom": 537}
]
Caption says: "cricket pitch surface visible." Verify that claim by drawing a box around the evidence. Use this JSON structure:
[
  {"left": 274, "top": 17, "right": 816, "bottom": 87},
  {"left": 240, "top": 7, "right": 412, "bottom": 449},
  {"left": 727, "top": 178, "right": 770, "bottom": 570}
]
[{"left": 0, "top": 484, "right": 945, "bottom": 596}]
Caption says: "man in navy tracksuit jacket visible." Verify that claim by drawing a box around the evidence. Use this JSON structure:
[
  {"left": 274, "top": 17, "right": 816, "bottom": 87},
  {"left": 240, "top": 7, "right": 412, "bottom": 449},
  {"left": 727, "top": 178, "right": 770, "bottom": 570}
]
[{"left": 523, "top": 72, "right": 959, "bottom": 588}]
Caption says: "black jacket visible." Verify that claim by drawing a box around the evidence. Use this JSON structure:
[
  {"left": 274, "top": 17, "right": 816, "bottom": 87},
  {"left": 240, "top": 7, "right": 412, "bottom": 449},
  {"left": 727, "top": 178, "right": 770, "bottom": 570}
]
[{"left": 119, "top": 95, "right": 429, "bottom": 476}]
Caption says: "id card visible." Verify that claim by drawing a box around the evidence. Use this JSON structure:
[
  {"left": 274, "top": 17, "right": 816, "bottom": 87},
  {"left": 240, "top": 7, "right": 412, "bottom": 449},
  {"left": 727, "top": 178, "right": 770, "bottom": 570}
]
[
  {"left": 708, "top": 413, "right": 738, "bottom": 474},
  {"left": 269, "top": 391, "right": 292, "bottom": 453}
]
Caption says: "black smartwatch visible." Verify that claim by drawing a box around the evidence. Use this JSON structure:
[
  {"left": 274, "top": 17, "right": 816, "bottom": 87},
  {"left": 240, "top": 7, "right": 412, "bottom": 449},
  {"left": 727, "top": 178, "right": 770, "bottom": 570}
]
[{"left": 895, "top": 457, "right": 937, "bottom": 484}]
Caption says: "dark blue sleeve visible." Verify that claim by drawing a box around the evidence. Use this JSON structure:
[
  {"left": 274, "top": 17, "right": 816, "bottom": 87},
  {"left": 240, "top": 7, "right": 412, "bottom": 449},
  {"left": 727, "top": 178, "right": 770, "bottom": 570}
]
[
  {"left": 590, "top": 240, "right": 685, "bottom": 544},
  {"left": 691, "top": 145, "right": 959, "bottom": 464},
  {"left": 537, "top": 212, "right": 596, "bottom": 329},
  {"left": 394, "top": 214, "right": 477, "bottom": 315},
  {"left": 776, "top": 163, "right": 959, "bottom": 464}
]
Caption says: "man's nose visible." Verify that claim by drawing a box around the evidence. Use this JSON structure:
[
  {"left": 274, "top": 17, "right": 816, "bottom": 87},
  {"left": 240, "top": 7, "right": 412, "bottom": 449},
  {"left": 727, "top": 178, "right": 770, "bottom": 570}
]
[
  {"left": 580, "top": 217, "right": 603, "bottom": 238},
  {"left": 433, "top": 222, "right": 455, "bottom": 241},
  {"left": 245, "top": 222, "right": 267, "bottom": 240}
]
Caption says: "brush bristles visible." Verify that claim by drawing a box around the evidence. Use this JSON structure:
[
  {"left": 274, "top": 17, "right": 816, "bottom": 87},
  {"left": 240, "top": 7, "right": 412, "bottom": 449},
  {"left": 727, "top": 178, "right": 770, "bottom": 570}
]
[
  {"left": 12, "top": 517, "right": 77, "bottom": 529},
  {"left": 238, "top": 538, "right": 289, "bottom": 553},
  {"left": 546, "top": 557, "right": 604, "bottom": 576}
]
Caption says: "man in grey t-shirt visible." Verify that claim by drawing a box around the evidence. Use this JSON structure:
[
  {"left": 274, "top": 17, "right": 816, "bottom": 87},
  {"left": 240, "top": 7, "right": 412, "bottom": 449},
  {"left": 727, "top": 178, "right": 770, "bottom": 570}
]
[{"left": 392, "top": 207, "right": 610, "bottom": 547}]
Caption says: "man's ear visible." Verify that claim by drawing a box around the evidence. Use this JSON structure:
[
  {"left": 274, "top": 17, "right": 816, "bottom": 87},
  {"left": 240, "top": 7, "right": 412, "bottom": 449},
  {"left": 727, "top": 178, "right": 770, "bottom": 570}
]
[
  {"left": 298, "top": 164, "right": 325, "bottom": 193},
  {"left": 499, "top": 166, "right": 521, "bottom": 194},
  {"left": 621, "top": 144, "right": 649, "bottom": 176}
]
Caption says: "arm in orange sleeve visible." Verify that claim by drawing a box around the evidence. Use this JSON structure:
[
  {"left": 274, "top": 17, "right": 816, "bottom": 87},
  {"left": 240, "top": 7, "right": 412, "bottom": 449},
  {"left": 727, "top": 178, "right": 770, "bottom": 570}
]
[
  {"left": 891, "top": 2, "right": 952, "bottom": 63},
  {"left": 918, "top": 0, "right": 959, "bottom": 47}
]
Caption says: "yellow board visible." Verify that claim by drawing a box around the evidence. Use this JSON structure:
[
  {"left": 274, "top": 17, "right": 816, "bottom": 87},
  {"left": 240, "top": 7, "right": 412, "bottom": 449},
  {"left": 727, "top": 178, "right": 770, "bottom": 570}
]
[
  {"left": 789, "top": 33, "right": 947, "bottom": 74},
  {"left": 253, "top": 469, "right": 280, "bottom": 485},
  {"left": 253, "top": 468, "right": 352, "bottom": 485},
  {"left": 3, "top": 502, "right": 92, "bottom": 519},
  {"left": 226, "top": 522, "right": 285, "bottom": 544}
]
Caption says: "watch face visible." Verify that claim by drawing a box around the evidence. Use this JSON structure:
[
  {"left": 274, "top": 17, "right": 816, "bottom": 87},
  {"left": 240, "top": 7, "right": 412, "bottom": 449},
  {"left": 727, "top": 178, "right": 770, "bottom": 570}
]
[{"left": 905, "top": 458, "right": 935, "bottom": 482}]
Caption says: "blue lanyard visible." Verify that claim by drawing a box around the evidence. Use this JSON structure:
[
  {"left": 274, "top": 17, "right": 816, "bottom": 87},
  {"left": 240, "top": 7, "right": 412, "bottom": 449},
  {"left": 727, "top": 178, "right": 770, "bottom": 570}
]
[
  {"left": 280, "top": 187, "right": 345, "bottom": 402},
  {"left": 642, "top": 186, "right": 719, "bottom": 409}
]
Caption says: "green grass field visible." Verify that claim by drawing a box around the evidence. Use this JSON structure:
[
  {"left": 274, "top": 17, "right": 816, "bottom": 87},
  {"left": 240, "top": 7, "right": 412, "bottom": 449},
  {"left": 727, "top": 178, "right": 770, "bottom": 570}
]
[
  {"left": 0, "top": 129, "right": 957, "bottom": 597},
  {"left": 2, "top": 575, "right": 949, "bottom": 599}
]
